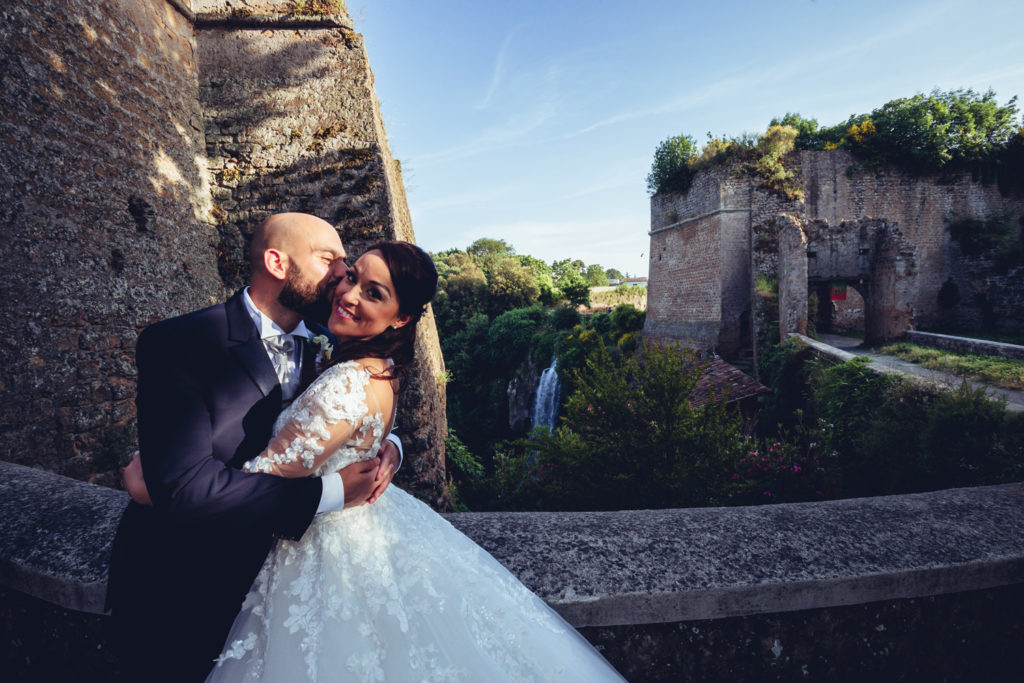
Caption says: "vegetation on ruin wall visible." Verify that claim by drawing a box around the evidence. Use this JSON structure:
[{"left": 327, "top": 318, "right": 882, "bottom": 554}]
[
  {"left": 646, "top": 125, "right": 804, "bottom": 200},
  {"left": 946, "top": 209, "right": 1024, "bottom": 272},
  {"left": 648, "top": 88, "right": 1024, "bottom": 198},
  {"left": 289, "top": 0, "right": 343, "bottom": 16}
]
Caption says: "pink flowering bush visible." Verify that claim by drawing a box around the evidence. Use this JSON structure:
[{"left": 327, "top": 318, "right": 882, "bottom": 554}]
[{"left": 729, "top": 442, "right": 834, "bottom": 505}]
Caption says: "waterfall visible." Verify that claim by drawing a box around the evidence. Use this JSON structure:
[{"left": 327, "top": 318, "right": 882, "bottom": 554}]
[{"left": 531, "top": 358, "right": 561, "bottom": 431}]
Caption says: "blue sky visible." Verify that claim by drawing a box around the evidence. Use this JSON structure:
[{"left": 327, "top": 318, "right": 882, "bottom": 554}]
[{"left": 353, "top": 0, "right": 1023, "bottom": 277}]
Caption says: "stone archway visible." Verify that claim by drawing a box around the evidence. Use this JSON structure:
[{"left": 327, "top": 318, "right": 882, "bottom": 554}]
[{"left": 777, "top": 215, "right": 917, "bottom": 345}]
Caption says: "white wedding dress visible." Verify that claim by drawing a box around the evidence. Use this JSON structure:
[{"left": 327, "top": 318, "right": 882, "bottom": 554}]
[{"left": 207, "top": 361, "right": 624, "bottom": 682}]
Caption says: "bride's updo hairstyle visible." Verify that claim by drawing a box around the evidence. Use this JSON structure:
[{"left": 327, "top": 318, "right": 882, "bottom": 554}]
[{"left": 330, "top": 240, "right": 438, "bottom": 375}]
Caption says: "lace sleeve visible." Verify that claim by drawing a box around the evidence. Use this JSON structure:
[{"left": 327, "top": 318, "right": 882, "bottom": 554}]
[{"left": 243, "top": 360, "right": 395, "bottom": 479}]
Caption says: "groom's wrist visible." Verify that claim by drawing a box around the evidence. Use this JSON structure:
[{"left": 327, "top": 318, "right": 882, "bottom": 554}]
[
  {"left": 315, "top": 472, "right": 345, "bottom": 514},
  {"left": 385, "top": 432, "right": 403, "bottom": 472}
]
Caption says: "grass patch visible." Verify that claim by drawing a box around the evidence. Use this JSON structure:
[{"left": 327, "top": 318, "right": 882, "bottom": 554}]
[
  {"left": 878, "top": 342, "right": 1024, "bottom": 390},
  {"left": 590, "top": 285, "right": 647, "bottom": 310}
]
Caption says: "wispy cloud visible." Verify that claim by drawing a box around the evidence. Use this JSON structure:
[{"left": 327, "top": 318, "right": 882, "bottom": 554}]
[{"left": 476, "top": 25, "right": 526, "bottom": 110}]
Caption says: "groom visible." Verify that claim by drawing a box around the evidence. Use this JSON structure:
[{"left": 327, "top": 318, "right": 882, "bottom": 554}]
[{"left": 108, "top": 213, "right": 401, "bottom": 682}]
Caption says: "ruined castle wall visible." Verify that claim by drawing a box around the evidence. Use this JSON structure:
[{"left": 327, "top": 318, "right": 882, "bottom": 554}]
[
  {"left": 799, "top": 150, "right": 1024, "bottom": 331},
  {"left": 647, "top": 150, "right": 1024, "bottom": 355},
  {"left": 646, "top": 166, "right": 796, "bottom": 354},
  {"left": 646, "top": 169, "right": 733, "bottom": 348},
  {"left": 0, "top": 0, "right": 222, "bottom": 485}
]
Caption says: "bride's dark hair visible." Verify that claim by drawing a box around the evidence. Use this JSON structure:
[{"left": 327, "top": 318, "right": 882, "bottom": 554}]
[{"left": 328, "top": 241, "right": 438, "bottom": 377}]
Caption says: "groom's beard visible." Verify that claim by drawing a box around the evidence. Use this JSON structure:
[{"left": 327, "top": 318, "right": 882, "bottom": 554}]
[{"left": 279, "top": 263, "right": 328, "bottom": 322}]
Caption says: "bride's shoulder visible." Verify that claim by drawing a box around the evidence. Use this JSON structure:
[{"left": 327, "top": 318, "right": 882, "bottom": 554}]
[
  {"left": 316, "top": 359, "right": 369, "bottom": 385},
  {"left": 314, "top": 358, "right": 391, "bottom": 390}
]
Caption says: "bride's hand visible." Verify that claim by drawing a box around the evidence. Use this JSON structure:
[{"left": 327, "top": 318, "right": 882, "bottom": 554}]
[
  {"left": 367, "top": 440, "right": 399, "bottom": 504},
  {"left": 123, "top": 451, "right": 153, "bottom": 506}
]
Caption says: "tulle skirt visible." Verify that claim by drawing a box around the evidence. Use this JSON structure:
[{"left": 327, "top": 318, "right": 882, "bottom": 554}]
[{"left": 207, "top": 486, "right": 624, "bottom": 682}]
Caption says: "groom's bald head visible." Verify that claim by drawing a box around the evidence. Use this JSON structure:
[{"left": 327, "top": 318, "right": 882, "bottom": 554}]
[
  {"left": 250, "top": 213, "right": 342, "bottom": 274},
  {"left": 247, "top": 213, "right": 347, "bottom": 328}
]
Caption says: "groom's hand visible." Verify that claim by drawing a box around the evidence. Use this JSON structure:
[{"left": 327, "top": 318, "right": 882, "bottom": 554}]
[
  {"left": 340, "top": 456, "right": 381, "bottom": 508},
  {"left": 367, "top": 440, "right": 399, "bottom": 504},
  {"left": 123, "top": 451, "right": 154, "bottom": 506}
]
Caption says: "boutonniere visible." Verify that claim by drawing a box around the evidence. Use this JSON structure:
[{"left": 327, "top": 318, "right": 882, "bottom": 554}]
[{"left": 309, "top": 333, "right": 334, "bottom": 374}]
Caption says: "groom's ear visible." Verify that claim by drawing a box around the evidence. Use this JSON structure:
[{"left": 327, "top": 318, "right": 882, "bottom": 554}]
[{"left": 263, "top": 248, "right": 289, "bottom": 281}]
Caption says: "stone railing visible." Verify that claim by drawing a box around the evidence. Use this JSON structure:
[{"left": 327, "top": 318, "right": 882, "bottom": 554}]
[
  {"left": 906, "top": 330, "right": 1024, "bottom": 361},
  {"left": 3, "top": 459, "right": 1024, "bottom": 681}
]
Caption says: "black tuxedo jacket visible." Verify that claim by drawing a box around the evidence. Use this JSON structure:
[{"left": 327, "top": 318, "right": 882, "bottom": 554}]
[{"left": 108, "top": 290, "right": 323, "bottom": 681}]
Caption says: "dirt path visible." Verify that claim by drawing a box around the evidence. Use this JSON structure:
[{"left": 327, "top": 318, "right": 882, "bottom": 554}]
[{"left": 816, "top": 333, "right": 1024, "bottom": 414}]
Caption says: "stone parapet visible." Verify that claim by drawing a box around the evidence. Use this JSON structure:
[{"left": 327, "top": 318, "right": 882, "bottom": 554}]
[
  {"left": 4, "top": 459, "right": 1024, "bottom": 680},
  {"left": 907, "top": 330, "right": 1024, "bottom": 361}
]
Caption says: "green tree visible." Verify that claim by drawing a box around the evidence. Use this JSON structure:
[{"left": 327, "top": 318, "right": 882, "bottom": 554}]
[
  {"left": 558, "top": 271, "right": 591, "bottom": 307},
  {"left": 467, "top": 237, "right": 516, "bottom": 275},
  {"left": 584, "top": 263, "right": 608, "bottom": 287},
  {"left": 828, "top": 89, "right": 1020, "bottom": 172},
  {"left": 646, "top": 134, "right": 698, "bottom": 195},
  {"left": 518, "top": 254, "right": 559, "bottom": 305},
  {"left": 770, "top": 112, "right": 820, "bottom": 139},
  {"left": 486, "top": 258, "right": 541, "bottom": 314},
  {"left": 551, "top": 258, "right": 585, "bottom": 282},
  {"left": 487, "top": 306, "right": 548, "bottom": 372},
  {"left": 605, "top": 268, "right": 624, "bottom": 282},
  {"left": 433, "top": 262, "right": 488, "bottom": 336}
]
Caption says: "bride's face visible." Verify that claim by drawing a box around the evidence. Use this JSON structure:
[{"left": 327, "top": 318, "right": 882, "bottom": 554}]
[{"left": 328, "top": 249, "right": 410, "bottom": 341}]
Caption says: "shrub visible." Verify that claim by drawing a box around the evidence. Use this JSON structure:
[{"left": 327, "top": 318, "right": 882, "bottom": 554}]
[
  {"left": 919, "top": 382, "right": 1011, "bottom": 488},
  {"left": 729, "top": 419, "right": 838, "bottom": 504},
  {"left": 646, "top": 134, "right": 698, "bottom": 195},
  {"left": 609, "top": 304, "right": 645, "bottom": 334}
]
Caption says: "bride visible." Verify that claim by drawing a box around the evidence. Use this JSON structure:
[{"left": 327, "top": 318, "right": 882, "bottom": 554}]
[{"left": 199, "top": 241, "right": 624, "bottom": 681}]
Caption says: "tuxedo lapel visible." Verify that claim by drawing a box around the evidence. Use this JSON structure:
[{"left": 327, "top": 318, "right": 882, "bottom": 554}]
[{"left": 225, "top": 291, "right": 279, "bottom": 397}]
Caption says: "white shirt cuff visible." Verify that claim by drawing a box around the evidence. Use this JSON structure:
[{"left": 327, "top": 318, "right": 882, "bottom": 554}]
[
  {"left": 386, "top": 432, "right": 403, "bottom": 472},
  {"left": 315, "top": 472, "right": 345, "bottom": 514}
]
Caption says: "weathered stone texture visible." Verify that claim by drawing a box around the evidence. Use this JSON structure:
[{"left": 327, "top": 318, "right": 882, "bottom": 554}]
[
  {"left": 0, "top": 0, "right": 223, "bottom": 486},
  {"left": 195, "top": 14, "right": 448, "bottom": 505},
  {"left": 646, "top": 150, "right": 1024, "bottom": 357},
  {"left": 1, "top": 0, "right": 448, "bottom": 505}
]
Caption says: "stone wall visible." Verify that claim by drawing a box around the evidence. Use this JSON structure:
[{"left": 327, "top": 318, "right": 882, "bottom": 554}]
[
  {"left": 906, "top": 331, "right": 1024, "bottom": 361},
  {"left": 0, "top": 0, "right": 448, "bottom": 504},
  {"left": 0, "top": 0, "right": 221, "bottom": 486},
  {"left": 5, "top": 460, "right": 1024, "bottom": 681},
  {"left": 645, "top": 150, "right": 1024, "bottom": 357}
]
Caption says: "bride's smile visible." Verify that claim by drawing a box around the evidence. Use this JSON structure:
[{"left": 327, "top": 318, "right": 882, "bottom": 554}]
[{"left": 329, "top": 249, "right": 410, "bottom": 341}]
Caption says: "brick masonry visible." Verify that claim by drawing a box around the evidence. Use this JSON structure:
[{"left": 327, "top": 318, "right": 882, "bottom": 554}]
[
  {"left": 0, "top": 0, "right": 448, "bottom": 505},
  {"left": 645, "top": 150, "right": 1024, "bottom": 357}
]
